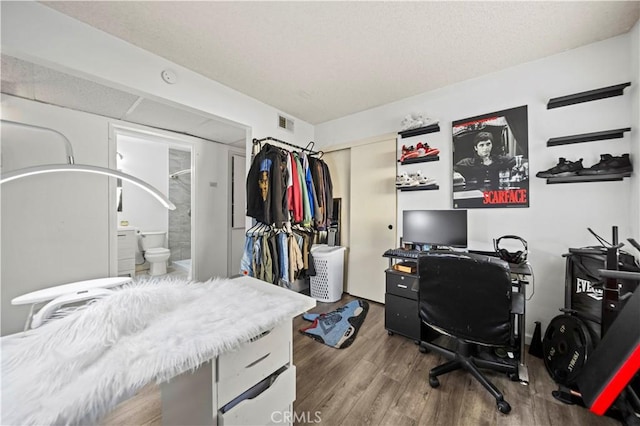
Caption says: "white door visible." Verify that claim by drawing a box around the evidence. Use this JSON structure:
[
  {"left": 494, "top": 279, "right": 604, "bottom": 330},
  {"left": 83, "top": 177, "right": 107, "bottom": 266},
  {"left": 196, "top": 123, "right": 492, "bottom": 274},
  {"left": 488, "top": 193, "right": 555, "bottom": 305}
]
[{"left": 348, "top": 139, "right": 397, "bottom": 303}]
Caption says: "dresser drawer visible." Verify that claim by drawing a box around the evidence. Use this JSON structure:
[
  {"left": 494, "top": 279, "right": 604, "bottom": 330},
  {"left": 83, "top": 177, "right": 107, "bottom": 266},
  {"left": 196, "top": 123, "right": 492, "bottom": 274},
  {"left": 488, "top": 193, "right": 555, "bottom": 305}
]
[
  {"left": 385, "top": 270, "right": 418, "bottom": 300},
  {"left": 218, "top": 366, "right": 295, "bottom": 426},
  {"left": 217, "top": 321, "right": 291, "bottom": 408}
]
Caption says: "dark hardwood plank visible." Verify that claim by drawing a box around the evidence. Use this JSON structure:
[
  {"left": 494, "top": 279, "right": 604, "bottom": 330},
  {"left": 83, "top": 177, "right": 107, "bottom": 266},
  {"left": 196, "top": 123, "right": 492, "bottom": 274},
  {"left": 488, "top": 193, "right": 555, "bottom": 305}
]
[{"left": 341, "top": 372, "right": 402, "bottom": 425}]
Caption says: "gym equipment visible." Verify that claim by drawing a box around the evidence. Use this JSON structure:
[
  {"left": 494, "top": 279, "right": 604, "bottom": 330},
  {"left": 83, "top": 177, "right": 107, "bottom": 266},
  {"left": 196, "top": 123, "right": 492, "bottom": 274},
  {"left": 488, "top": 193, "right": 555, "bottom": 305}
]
[
  {"left": 577, "top": 281, "right": 640, "bottom": 418},
  {"left": 543, "top": 314, "right": 595, "bottom": 386},
  {"left": 494, "top": 235, "right": 528, "bottom": 264},
  {"left": 563, "top": 239, "right": 639, "bottom": 341},
  {"left": 542, "top": 228, "right": 640, "bottom": 424},
  {"left": 528, "top": 320, "right": 543, "bottom": 359}
]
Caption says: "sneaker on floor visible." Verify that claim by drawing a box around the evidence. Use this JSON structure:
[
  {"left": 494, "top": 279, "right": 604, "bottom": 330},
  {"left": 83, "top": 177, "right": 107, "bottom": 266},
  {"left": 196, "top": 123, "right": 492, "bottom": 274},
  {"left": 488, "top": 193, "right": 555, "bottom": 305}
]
[
  {"left": 578, "top": 154, "right": 633, "bottom": 175},
  {"left": 536, "top": 158, "right": 584, "bottom": 178}
]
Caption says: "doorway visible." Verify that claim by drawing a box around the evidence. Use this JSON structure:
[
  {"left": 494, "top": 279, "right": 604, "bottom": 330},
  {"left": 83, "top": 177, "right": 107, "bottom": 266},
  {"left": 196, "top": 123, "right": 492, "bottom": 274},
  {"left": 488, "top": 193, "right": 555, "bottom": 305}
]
[
  {"left": 109, "top": 122, "right": 248, "bottom": 281},
  {"left": 113, "top": 128, "right": 195, "bottom": 280}
]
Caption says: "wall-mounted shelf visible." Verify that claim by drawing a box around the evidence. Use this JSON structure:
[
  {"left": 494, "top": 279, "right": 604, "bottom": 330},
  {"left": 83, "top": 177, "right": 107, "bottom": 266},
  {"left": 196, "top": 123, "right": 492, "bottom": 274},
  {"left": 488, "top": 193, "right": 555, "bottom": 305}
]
[
  {"left": 398, "top": 123, "right": 440, "bottom": 138},
  {"left": 547, "top": 128, "right": 631, "bottom": 147},
  {"left": 399, "top": 155, "right": 439, "bottom": 165},
  {"left": 398, "top": 184, "right": 439, "bottom": 192},
  {"left": 547, "top": 82, "right": 631, "bottom": 109},
  {"left": 546, "top": 172, "right": 631, "bottom": 184}
]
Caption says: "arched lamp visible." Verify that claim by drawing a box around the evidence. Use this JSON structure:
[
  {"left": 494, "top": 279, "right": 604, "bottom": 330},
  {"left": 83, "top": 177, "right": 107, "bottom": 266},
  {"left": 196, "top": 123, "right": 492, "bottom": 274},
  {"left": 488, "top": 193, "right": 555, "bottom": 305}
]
[{"left": 1, "top": 120, "right": 176, "bottom": 210}]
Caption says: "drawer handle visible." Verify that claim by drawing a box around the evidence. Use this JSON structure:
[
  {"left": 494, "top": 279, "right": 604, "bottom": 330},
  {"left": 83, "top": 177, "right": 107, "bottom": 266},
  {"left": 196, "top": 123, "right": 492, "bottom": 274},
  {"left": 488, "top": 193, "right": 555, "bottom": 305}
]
[
  {"left": 245, "top": 353, "right": 270, "bottom": 369},
  {"left": 397, "top": 284, "right": 408, "bottom": 289},
  {"left": 249, "top": 330, "right": 271, "bottom": 342}
]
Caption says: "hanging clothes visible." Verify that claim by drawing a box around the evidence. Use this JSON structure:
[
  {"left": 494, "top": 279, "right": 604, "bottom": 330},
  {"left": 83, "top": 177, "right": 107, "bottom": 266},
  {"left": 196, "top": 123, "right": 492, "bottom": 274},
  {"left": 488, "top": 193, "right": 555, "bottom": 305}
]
[
  {"left": 245, "top": 138, "right": 336, "bottom": 287},
  {"left": 288, "top": 152, "right": 303, "bottom": 223},
  {"left": 246, "top": 143, "right": 288, "bottom": 227}
]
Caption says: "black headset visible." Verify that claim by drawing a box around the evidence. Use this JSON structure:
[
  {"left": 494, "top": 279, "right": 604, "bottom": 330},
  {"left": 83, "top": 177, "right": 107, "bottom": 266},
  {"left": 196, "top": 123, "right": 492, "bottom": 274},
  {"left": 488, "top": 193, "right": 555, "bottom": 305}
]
[{"left": 494, "top": 235, "right": 528, "bottom": 264}]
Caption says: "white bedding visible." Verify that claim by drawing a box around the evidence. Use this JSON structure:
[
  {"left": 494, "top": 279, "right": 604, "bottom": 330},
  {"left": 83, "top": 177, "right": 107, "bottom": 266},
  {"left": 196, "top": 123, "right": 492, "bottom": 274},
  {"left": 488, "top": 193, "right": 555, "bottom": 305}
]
[{"left": 1, "top": 277, "right": 311, "bottom": 425}]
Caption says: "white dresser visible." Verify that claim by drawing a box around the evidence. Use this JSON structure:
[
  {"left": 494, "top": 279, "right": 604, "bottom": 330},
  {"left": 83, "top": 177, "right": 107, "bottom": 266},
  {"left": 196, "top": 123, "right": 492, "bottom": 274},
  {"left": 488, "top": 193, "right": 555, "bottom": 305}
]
[
  {"left": 117, "top": 228, "right": 136, "bottom": 277},
  {"left": 160, "top": 276, "right": 314, "bottom": 426}
]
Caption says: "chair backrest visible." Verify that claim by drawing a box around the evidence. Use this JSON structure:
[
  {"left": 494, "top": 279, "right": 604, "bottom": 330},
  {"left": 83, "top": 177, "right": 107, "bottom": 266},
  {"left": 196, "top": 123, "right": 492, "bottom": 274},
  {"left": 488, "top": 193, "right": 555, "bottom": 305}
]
[{"left": 418, "top": 251, "right": 513, "bottom": 346}]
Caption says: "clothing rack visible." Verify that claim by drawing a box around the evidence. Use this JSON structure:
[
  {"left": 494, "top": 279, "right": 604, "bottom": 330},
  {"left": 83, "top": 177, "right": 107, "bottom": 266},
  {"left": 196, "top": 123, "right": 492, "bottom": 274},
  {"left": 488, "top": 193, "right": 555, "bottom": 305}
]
[{"left": 253, "top": 137, "right": 321, "bottom": 156}]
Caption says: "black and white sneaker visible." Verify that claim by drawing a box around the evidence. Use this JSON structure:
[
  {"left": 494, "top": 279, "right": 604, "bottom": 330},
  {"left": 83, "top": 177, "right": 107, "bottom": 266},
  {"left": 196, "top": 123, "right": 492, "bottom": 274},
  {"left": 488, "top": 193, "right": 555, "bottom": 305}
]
[
  {"left": 535, "top": 158, "right": 584, "bottom": 178},
  {"left": 578, "top": 154, "right": 633, "bottom": 175}
]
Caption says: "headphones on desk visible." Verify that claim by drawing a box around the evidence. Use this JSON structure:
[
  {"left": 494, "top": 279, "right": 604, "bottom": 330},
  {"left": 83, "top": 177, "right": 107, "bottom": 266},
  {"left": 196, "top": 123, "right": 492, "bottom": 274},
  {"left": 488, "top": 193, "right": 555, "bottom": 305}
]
[{"left": 494, "top": 235, "right": 528, "bottom": 264}]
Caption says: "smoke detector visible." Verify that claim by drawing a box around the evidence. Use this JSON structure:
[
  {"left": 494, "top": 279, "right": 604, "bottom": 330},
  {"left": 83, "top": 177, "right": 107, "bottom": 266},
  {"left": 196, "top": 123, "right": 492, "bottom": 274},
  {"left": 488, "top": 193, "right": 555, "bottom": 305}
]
[{"left": 161, "top": 69, "right": 177, "bottom": 84}]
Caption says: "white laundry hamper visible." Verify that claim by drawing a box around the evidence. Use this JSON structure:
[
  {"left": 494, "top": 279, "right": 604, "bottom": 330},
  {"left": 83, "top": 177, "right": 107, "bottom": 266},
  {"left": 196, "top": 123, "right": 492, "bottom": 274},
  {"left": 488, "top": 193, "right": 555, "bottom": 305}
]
[{"left": 310, "top": 245, "right": 346, "bottom": 303}]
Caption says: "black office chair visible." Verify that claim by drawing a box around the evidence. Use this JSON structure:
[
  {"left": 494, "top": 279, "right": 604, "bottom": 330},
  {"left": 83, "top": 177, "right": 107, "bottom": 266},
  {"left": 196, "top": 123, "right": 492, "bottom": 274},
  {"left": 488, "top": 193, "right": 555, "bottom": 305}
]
[{"left": 418, "top": 251, "right": 523, "bottom": 414}]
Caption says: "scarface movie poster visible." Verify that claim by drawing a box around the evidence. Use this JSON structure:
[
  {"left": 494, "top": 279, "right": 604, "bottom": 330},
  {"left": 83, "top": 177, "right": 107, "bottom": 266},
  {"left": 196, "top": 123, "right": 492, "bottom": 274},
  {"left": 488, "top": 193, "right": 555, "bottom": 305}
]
[{"left": 452, "top": 106, "right": 529, "bottom": 209}]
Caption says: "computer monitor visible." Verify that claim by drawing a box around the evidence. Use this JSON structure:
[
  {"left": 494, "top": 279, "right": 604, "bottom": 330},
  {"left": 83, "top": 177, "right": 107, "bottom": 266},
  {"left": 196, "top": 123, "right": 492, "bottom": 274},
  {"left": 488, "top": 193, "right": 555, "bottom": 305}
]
[{"left": 402, "top": 209, "right": 468, "bottom": 248}]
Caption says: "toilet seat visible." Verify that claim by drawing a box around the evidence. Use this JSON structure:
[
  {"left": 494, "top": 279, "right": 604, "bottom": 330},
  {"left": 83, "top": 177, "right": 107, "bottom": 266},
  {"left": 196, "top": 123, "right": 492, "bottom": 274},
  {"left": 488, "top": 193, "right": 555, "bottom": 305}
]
[{"left": 145, "top": 248, "right": 170, "bottom": 255}]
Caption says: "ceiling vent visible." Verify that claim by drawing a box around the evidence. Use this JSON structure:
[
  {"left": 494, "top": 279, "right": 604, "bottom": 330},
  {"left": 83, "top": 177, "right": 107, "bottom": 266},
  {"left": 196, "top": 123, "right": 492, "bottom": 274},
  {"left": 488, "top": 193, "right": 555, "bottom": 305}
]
[{"left": 278, "top": 114, "right": 294, "bottom": 132}]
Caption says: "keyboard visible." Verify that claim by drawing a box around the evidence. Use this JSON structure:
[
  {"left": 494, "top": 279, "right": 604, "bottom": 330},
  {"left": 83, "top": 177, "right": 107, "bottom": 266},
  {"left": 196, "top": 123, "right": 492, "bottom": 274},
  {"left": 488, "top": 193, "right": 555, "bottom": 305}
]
[{"left": 383, "top": 248, "right": 421, "bottom": 259}]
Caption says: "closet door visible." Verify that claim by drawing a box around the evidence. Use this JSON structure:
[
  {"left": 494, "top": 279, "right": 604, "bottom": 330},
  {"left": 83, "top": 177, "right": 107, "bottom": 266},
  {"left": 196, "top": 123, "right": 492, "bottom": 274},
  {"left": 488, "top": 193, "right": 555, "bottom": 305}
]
[{"left": 348, "top": 138, "right": 396, "bottom": 303}]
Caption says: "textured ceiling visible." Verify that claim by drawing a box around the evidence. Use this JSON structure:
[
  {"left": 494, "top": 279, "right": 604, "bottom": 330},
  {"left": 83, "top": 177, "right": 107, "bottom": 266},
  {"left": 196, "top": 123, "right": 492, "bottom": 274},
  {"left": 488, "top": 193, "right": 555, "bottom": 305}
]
[{"left": 41, "top": 1, "right": 640, "bottom": 125}]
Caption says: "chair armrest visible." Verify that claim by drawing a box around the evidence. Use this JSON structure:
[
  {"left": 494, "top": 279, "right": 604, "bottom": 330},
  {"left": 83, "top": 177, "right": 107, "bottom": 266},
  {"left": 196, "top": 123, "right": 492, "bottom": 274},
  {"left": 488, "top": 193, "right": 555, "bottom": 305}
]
[{"left": 511, "top": 292, "right": 525, "bottom": 315}]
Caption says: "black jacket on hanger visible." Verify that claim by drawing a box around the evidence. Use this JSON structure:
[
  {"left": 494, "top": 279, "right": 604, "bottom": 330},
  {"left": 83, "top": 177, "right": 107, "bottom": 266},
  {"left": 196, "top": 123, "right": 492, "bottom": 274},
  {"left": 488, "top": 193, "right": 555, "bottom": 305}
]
[{"left": 246, "top": 144, "right": 288, "bottom": 227}]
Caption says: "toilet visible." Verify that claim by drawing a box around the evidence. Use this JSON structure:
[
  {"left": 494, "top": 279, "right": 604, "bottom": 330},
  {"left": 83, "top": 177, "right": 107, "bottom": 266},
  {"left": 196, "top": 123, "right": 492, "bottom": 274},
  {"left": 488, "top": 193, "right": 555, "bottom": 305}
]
[{"left": 139, "top": 231, "right": 171, "bottom": 276}]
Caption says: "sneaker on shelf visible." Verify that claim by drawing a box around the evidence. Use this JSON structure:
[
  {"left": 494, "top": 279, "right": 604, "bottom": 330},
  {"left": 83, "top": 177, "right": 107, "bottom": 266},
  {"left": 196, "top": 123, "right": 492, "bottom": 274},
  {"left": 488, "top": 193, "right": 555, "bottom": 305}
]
[
  {"left": 535, "top": 158, "right": 584, "bottom": 178},
  {"left": 420, "top": 117, "right": 439, "bottom": 127},
  {"left": 404, "top": 172, "right": 420, "bottom": 187},
  {"left": 400, "top": 147, "right": 421, "bottom": 162},
  {"left": 416, "top": 142, "right": 439, "bottom": 157},
  {"left": 400, "top": 115, "right": 421, "bottom": 131},
  {"left": 396, "top": 172, "right": 411, "bottom": 187},
  {"left": 578, "top": 154, "right": 633, "bottom": 175},
  {"left": 453, "top": 171, "right": 465, "bottom": 187},
  {"left": 417, "top": 175, "right": 438, "bottom": 187}
]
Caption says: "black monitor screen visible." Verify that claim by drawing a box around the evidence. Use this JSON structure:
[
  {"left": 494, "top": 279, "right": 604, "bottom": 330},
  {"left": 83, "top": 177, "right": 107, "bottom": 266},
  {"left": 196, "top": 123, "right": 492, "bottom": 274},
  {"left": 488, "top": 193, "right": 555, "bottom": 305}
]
[{"left": 402, "top": 210, "right": 468, "bottom": 248}]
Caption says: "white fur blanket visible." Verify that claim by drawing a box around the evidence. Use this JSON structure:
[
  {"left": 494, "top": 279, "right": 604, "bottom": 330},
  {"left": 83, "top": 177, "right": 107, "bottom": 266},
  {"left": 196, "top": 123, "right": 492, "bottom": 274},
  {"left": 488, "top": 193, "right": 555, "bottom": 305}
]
[{"left": 1, "top": 277, "right": 310, "bottom": 425}]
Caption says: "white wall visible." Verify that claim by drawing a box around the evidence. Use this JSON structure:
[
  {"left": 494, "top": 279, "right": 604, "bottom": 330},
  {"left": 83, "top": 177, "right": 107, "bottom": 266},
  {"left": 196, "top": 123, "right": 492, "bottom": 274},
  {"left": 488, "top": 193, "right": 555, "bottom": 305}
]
[
  {"left": 1, "top": 96, "right": 112, "bottom": 335},
  {"left": 117, "top": 135, "right": 169, "bottom": 232},
  {"left": 316, "top": 32, "right": 638, "bottom": 342}
]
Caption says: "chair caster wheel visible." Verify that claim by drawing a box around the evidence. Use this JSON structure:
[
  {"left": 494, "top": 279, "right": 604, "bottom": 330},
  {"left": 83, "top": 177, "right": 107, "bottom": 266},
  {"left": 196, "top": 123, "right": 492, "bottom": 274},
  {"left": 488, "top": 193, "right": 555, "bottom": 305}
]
[
  {"left": 387, "top": 331, "right": 393, "bottom": 336},
  {"left": 429, "top": 377, "right": 439, "bottom": 388},
  {"left": 419, "top": 346, "right": 428, "bottom": 353},
  {"left": 497, "top": 401, "right": 511, "bottom": 414},
  {"left": 508, "top": 372, "right": 519, "bottom": 381}
]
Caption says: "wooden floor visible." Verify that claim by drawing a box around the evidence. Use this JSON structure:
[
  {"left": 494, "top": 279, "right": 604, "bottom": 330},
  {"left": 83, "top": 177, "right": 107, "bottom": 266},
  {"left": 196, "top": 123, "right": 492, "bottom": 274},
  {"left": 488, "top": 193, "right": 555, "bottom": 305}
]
[{"left": 102, "top": 293, "right": 621, "bottom": 426}]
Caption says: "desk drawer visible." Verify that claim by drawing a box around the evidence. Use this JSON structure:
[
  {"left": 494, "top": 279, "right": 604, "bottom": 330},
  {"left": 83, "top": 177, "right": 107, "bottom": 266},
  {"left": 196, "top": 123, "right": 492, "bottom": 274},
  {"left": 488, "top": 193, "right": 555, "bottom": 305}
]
[
  {"left": 385, "top": 270, "right": 418, "bottom": 300},
  {"left": 218, "top": 366, "right": 295, "bottom": 426},
  {"left": 385, "top": 293, "right": 420, "bottom": 340},
  {"left": 217, "top": 321, "right": 291, "bottom": 408}
]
